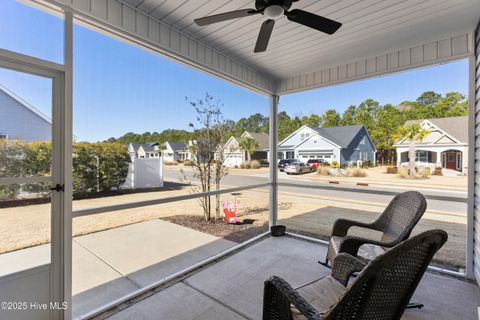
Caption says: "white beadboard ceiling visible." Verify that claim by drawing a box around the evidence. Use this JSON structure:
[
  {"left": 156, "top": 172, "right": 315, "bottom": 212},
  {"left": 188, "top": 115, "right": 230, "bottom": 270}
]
[
  {"left": 122, "top": 0, "right": 480, "bottom": 79},
  {"left": 29, "top": 0, "right": 480, "bottom": 94}
]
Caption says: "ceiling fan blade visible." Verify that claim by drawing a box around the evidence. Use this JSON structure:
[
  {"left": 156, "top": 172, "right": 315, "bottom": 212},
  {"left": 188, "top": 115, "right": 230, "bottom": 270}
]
[
  {"left": 286, "top": 9, "right": 342, "bottom": 35},
  {"left": 194, "top": 9, "right": 258, "bottom": 26},
  {"left": 254, "top": 19, "right": 275, "bottom": 53}
]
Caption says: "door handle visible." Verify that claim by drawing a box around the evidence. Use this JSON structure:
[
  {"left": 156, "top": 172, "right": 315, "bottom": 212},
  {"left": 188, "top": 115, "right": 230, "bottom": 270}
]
[{"left": 50, "top": 184, "right": 65, "bottom": 192}]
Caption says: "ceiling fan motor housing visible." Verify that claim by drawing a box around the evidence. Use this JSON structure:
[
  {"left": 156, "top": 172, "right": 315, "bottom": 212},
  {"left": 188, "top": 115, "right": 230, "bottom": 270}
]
[{"left": 255, "top": 0, "right": 294, "bottom": 13}]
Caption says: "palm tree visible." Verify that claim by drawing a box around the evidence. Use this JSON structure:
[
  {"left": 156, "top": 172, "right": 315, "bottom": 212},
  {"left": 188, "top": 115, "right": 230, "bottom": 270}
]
[
  {"left": 239, "top": 137, "right": 259, "bottom": 161},
  {"left": 398, "top": 124, "right": 430, "bottom": 178}
]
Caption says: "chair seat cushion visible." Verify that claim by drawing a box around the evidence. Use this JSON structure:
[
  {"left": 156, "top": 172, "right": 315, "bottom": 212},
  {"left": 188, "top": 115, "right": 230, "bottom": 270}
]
[
  {"left": 290, "top": 276, "right": 346, "bottom": 319},
  {"left": 330, "top": 236, "right": 387, "bottom": 262}
]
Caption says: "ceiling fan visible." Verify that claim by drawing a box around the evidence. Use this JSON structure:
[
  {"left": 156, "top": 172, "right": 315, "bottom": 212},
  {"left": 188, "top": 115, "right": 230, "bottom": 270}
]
[{"left": 194, "top": 0, "right": 342, "bottom": 53}]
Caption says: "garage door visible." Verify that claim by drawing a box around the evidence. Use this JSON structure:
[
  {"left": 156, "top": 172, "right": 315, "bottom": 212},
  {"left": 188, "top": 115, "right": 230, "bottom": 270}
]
[
  {"left": 224, "top": 155, "right": 242, "bottom": 167},
  {"left": 298, "top": 150, "right": 334, "bottom": 162}
]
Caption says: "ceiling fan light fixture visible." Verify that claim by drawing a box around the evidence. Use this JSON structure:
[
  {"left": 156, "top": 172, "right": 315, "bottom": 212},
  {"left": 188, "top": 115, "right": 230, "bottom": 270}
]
[{"left": 264, "top": 5, "right": 284, "bottom": 20}]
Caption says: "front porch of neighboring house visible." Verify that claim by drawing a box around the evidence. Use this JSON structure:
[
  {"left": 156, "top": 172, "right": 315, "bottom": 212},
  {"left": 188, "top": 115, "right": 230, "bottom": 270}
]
[
  {"left": 396, "top": 147, "right": 467, "bottom": 173},
  {"left": 394, "top": 117, "right": 469, "bottom": 173}
]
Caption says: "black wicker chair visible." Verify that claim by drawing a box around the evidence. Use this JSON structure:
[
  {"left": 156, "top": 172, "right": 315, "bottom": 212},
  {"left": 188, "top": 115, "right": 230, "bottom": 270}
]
[
  {"left": 263, "top": 229, "right": 447, "bottom": 320},
  {"left": 322, "top": 191, "right": 427, "bottom": 267}
]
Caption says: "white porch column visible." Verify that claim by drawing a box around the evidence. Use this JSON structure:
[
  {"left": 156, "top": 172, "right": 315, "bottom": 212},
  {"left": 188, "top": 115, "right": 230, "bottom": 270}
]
[
  {"left": 436, "top": 151, "right": 442, "bottom": 168},
  {"left": 269, "top": 95, "right": 279, "bottom": 228},
  {"left": 396, "top": 149, "right": 402, "bottom": 167}
]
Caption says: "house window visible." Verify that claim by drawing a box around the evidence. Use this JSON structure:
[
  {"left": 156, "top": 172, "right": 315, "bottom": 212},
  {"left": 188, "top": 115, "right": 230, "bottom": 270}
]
[
  {"left": 0, "top": 134, "right": 7, "bottom": 140},
  {"left": 360, "top": 137, "right": 366, "bottom": 145},
  {"left": 300, "top": 132, "right": 310, "bottom": 141},
  {"left": 415, "top": 151, "right": 428, "bottom": 162}
]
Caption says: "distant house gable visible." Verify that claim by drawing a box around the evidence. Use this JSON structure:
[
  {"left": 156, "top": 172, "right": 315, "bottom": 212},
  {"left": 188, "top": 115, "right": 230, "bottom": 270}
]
[
  {"left": 278, "top": 125, "right": 328, "bottom": 149},
  {"left": 395, "top": 116, "right": 468, "bottom": 146},
  {"left": 0, "top": 84, "right": 51, "bottom": 125},
  {"left": 223, "top": 136, "right": 241, "bottom": 153},
  {"left": 241, "top": 131, "right": 269, "bottom": 151},
  {"left": 0, "top": 84, "right": 51, "bottom": 142}
]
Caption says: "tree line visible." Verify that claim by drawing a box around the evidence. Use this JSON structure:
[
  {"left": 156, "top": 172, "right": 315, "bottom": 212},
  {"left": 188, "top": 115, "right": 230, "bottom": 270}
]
[{"left": 107, "top": 91, "right": 468, "bottom": 164}]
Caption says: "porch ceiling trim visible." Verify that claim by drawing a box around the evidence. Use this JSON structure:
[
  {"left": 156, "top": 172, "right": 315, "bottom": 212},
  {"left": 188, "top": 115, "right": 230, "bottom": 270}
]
[
  {"left": 28, "top": 0, "right": 276, "bottom": 95},
  {"left": 277, "top": 32, "right": 474, "bottom": 95},
  {"left": 27, "top": 0, "right": 476, "bottom": 97}
]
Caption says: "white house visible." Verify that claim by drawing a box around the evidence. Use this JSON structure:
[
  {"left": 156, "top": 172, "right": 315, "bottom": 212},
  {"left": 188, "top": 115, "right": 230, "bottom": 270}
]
[
  {"left": 128, "top": 142, "right": 161, "bottom": 159},
  {"left": 394, "top": 116, "right": 468, "bottom": 173},
  {"left": 221, "top": 131, "right": 269, "bottom": 167},
  {"left": 277, "top": 125, "right": 376, "bottom": 165},
  {"left": 0, "top": 84, "right": 51, "bottom": 142},
  {"left": 162, "top": 141, "right": 190, "bottom": 162}
]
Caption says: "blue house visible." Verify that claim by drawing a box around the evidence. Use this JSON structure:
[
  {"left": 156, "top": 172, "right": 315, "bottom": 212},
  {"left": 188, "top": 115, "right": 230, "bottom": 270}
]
[{"left": 277, "top": 124, "right": 376, "bottom": 165}]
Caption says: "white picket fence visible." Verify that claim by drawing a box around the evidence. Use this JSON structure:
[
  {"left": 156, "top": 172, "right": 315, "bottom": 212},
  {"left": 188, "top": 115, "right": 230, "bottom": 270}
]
[{"left": 121, "top": 158, "right": 163, "bottom": 189}]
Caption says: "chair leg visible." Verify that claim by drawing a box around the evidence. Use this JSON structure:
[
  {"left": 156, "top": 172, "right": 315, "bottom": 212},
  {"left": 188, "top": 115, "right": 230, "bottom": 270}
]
[
  {"left": 406, "top": 302, "right": 424, "bottom": 309},
  {"left": 318, "top": 258, "right": 331, "bottom": 269}
]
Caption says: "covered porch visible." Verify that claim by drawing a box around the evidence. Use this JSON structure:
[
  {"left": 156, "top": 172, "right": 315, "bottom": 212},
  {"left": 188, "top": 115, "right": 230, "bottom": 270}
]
[
  {"left": 92, "top": 235, "right": 480, "bottom": 320},
  {"left": 396, "top": 147, "right": 468, "bottom": 173},
  {"left": 1, "top": 0, "right": 480, "bottom": 320}
]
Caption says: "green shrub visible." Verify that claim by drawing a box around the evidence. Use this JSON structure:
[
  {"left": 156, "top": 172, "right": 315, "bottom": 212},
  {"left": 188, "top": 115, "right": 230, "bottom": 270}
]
[
  {"left": 0, "top": 140, "right": 25, "bottom": 198},
  {"left": 386, "top": 166, "right": 398, "bottom": 174},
  {"left": 73, "top": 142, "right": 98, "bottom": 196},
  {"left": 94, "top": 142, "right": 130, "bottom": 191}
]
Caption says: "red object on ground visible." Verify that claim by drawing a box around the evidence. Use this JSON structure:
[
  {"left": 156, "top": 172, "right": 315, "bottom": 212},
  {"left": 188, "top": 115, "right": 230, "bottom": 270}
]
[{"left": 223, "top": 200, "right": 237, "bottom": 224}]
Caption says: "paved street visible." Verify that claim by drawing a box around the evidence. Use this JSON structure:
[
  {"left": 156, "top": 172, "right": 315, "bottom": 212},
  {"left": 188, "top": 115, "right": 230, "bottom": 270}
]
[{"left": 163, "top": 167, "right": 467, "bottom": 214}]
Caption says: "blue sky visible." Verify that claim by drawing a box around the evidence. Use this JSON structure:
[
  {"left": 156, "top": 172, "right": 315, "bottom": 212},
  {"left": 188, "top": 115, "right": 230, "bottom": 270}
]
[{"left": 0, "top": 0, "right": 469, "bottom": 142}]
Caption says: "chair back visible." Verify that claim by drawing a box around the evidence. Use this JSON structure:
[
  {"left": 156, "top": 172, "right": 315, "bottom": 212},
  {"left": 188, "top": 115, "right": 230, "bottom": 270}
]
[
  {"left": 326, "top": 229, "right": 447, "bottom": 320},
  {"left": 375, "top": 191, "right": 426, "bottom": 243}
]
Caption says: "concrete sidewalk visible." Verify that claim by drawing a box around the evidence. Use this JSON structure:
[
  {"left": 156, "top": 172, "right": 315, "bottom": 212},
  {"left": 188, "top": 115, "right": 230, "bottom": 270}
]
[{"left": 0, "top": 219, "right": 236, "bottom": 318}]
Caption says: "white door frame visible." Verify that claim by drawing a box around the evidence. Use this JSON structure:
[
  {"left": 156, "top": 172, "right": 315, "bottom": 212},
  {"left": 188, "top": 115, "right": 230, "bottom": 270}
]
[{"left": 0, "top": 47, "right": 72, "bottom": 320}]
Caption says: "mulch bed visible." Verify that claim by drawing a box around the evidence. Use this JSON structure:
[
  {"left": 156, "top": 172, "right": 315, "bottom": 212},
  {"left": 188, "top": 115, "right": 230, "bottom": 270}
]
[{"left": 162, "top": 215, "right": 269, "bottom": 243}]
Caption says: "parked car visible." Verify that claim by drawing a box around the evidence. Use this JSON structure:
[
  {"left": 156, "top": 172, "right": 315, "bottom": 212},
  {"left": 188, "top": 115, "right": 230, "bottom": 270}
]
[
  {"left": 278, "top": 159, "right": 297, "bottom": 172},
  {"left": 306, "top": 159, "right": 329, "bottom": 170},
  {"left": 284, "top": 162, "right": 312, "bottom": 175}
]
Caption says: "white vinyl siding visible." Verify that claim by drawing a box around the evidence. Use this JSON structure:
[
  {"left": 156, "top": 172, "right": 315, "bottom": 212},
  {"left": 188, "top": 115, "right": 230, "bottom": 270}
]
[{"left": 0, "top": 88, "right": 51, "bottom": 142}]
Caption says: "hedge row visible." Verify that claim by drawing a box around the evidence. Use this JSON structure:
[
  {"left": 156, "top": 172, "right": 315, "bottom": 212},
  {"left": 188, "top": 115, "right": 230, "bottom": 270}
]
[{"left": 0, "top": 141, "right": 130, "bottom": 198}]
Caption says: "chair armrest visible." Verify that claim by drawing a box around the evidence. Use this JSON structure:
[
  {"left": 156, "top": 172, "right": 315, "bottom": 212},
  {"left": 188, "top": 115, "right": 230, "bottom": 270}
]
[
  {"left": 263, "top": 276, "right": 323, "bottom": 320},
  {"left": 338, "top": 236, "right": 396, "bottom": 257},
  {"left": 331, "top": 253, "right": 367, "bottom": 286},
  {"left": 331, "top": 219, "right": 379, "bottom": 237}
]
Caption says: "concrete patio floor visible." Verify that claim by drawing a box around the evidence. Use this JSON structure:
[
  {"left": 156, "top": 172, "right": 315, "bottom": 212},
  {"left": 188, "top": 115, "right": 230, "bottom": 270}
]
[
  {"left": 0, "top": 219, "right": 236, "bottom": 318},
  {"left": 101, "top": 236, "right": 480, "bottom": 320}
]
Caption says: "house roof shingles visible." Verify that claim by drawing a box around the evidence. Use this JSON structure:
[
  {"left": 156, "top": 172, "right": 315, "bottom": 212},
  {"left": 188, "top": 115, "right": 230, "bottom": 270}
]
[
  {"left": 310, "top": 124, "right": 365, "bottom": 148},
  {"left": 404, "top": 116, "right": 468, "bottom": 143},
  {"left": 167, "top": 141, "right": 188, "bottom": 151},
  {"left": 243, "top": 132, "right": 269, "bottom": 150}
]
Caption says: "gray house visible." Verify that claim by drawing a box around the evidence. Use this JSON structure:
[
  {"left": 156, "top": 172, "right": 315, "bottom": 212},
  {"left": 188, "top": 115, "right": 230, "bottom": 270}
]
[
  {"left": 128, "top": 142, "right": 161, "bottom": 159},
  {"left": 277, "top": 124, "right": 376, "bottom": 165},
  {"left": 0, "top": 84, "right": 51, "bottom": 142}
]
